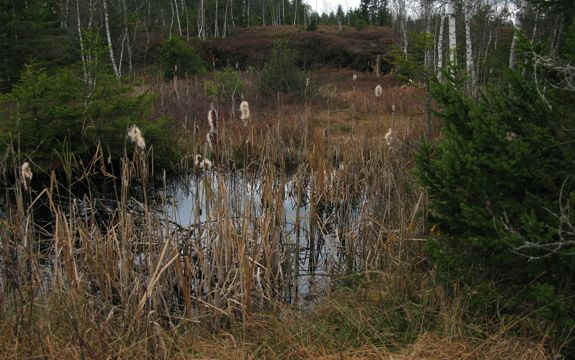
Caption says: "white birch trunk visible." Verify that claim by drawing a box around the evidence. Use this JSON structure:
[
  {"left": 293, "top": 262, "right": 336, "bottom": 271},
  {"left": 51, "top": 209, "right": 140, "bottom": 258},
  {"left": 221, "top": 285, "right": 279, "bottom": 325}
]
[
  {"left": 293, "top": 0, "right": 297, "bottom": 25},
  {"left": 399, "top": 0, "right": 408, "bottom": 58},
  {"left": 464, "top": 0, "right": 476, "bottom": 92},
  {"left": 198, "top": 0, "right": 205, "bottom": 39},
  {"left": 76, "top": 0, "right": 88, "bottom": 84},
  {"left": 509, "top": 0, "right": 522, "bottom": 69},
  {"left": 448, "top": 1, "right": 456, "bottom": 66},
  {"left": 102, "top": 0, "right": 120, "bottom": 79},
  {"left": 437, "top": 12, "right": 445, "bottom": 81},
  {"left": 173, "top": 0, "right": 183, "bottom": 36},
  {"left": 423, "top": 0, "right": 432, "bottom": 68}
]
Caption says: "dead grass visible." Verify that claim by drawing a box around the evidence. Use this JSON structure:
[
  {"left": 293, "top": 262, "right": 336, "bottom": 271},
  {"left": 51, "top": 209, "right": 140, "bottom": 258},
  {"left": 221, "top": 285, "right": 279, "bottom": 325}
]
[{"left": 0, "top": 67, "right": 555, "bottom": 359}]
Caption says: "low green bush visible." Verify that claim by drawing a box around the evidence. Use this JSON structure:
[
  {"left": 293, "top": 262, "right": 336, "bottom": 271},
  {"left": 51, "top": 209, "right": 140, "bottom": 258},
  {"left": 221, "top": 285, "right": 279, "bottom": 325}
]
[
  {"left": 204, "top": 67, "right": 243, "bottom": 100},
  {"left": 159, "top": 36, "right": 206, "bottom": 80},
  {"left": 258, "top": 41, "right": 306, "bottom": 98},
  {"left": 0, "top": 65, "right": 179, "bottom": 176}
]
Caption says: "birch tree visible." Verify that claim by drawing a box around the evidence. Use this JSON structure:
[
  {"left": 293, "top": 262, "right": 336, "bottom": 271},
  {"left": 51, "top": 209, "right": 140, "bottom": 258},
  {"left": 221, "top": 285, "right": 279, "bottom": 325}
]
[
  {"left": 464, "top": 0, "right": 476, "bottom": 92},
  {"left": 198, "top": 0, "right": 206, "bottom": 39},
  {"left": 102, "top": 0, "right": 120, "bottom": 79},
  {"left": 437, "top": 8, "right": 446, "bottom": 81},
  {"left": 76, "top": 0, "right": 88, "bottom": 84},
  {"left": 447, "top": 0, "right": 456, "bottom": 65},
  {"left": 397, "top": 0, "right": 408, "bottom": 58},
  {"left": 509, "top": 0, "right": 523, "bottom": 69}
]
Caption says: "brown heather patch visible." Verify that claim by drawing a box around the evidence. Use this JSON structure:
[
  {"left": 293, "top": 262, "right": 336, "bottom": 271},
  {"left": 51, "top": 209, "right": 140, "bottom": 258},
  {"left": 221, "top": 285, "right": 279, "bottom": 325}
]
[{"left": 205, "top": 25, "right": 394, "bottom": 69}]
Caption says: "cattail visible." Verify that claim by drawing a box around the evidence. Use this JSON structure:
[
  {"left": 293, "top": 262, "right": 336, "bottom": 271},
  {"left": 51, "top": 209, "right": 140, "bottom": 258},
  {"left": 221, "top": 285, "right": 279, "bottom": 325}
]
[
  {"left": 208, "top": 102, "right": 218, "bottom": 133},
  {"left": 202, "top": 158, "right": 213, "bottom": 169},
  {"left": 194, "top": 154, "right": 212, "bottom": 170},
  {"left": 240, "top": 100, "right": 250, "bottom": 127},
  {"left": 21, "top": 162, "right": 33, "bottom": 191},
  {"left": 194, "top": 154, "right": 203, "bottom": 167},
  {"left": 391, "top": 104, "right": 396, "bottom": 113},
  {"left": 353, "top": 73, "right": 357, "bottom": 82},
  {"left": 385, "top": 128, "right": 394, "bottom": 148},
  {"left": 375, "top": 84, "right": 383, "bottom": 97},
  {"left": 127, "top": 125, "right": 146, "bottom": 150}
]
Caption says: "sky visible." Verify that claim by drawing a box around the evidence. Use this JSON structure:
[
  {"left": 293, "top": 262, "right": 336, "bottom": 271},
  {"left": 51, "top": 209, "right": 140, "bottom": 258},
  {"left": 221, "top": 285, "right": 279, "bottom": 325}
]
[{"left": 306, "top": 0, "right": 361, "bottom": 15}]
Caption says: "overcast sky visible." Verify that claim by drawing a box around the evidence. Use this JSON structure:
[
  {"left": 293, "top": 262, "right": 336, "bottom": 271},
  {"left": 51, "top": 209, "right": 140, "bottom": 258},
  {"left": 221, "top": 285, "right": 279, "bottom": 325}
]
[{"left": 306, "top": 0, "right": 361, "bottom": 15}]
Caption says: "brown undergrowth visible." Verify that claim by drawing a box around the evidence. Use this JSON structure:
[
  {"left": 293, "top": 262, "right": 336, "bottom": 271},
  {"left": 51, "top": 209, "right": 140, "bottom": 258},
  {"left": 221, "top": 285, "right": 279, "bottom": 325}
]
[{"left": 0, "top": 68, "right": 553, "bottom": 359}]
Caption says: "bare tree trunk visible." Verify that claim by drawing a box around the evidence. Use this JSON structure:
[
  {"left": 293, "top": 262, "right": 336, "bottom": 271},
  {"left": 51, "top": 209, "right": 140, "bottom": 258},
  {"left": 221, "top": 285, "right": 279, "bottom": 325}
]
[
  {"left": 223, "top": 0, "right": 229, "bottom": 37},
  {"left": 437, "top": 12, "right": 445, "bottom": 81},
  {"left": 169, "top": 1, "right": 174, "bottom": 37},
  {"left": 183, "top": 0, "right": 190, "bottom": 40},
  {"left": 530, "top": 10, "right": 539, "bottom": 43},
  {"left": 464, "top": 0, "right": 476, "bottom": 93},
  {"left": 76, "top": 0, "right": 88, "bottom": 84},
  {"left": 293, "top": 0, "right": 297, "bottom": 25},
  {"left": 448, "top": 1, "right": 456, "bottom": 66},
  {"left": 215, "top": 0, "right": 219, "bottom": 38},
  {"left": 102, "top": 0, "right": 120, "bottom": 79},
  {"left": 231, "top": 0, "right": 235, "bottom": 28},
  {"left": 399, "top": 0, "right": 408, "bottom": 58},
  {"left": 120, "top": 0, "right": 133, "bottom": 78},
  {"left": 173, "top": 0, "right": 183, "bottom": 36},
  {"left": 551, "top": 14, "right": 563, "bottom": 57},
  {"left": 88, "top": 0, "right": 94, "bottom": 28},
  {"left": 423, "top": 0, "right": 432, "bottom": 69},
  {"left": 198, "top": 0, "right": 205, "bottom": 39},
  {"left": 509, "top": 0, "right": 522, "bottom": 69}
]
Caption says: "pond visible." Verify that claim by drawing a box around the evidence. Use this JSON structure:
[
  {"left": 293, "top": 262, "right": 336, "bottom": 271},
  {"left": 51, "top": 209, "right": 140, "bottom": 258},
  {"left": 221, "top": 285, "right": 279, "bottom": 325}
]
[{"left": 167, "top": 169, "right": 366, "bottom": 308}]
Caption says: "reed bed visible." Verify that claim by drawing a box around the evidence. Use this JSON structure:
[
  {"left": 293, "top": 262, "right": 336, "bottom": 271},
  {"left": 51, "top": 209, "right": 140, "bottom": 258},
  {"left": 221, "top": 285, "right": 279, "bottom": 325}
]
[{"left": 0, "top": 68, "right": 551, "bottom": 358}]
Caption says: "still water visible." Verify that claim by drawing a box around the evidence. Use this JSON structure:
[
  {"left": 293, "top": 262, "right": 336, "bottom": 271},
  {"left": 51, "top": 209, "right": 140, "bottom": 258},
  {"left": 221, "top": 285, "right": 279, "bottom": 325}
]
[{"left": 167, "top": 170, "right": 362, "bottom": 307}]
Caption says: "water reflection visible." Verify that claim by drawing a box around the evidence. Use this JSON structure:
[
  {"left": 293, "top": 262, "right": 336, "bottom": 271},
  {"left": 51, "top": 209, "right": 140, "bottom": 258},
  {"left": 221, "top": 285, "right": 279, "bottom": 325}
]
[{"left": 168, "top": 171, "right": 351, "bottom": 307}]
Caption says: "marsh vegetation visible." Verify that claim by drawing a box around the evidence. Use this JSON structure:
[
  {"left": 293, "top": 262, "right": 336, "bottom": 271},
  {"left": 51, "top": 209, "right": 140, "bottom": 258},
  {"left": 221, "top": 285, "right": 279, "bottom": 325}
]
[{"left": 1, "top": 1, "right": 575, "bottom": 356}]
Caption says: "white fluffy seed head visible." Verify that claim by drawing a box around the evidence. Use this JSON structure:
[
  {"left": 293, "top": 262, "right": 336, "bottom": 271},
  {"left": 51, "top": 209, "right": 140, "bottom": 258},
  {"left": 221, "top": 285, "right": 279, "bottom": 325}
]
[
  {"left": 202, "top": 158, "right": 213, "bottom": 170},
  {"left": 128, "top": 125, "right": 146, "bottom": 150},
  {"left": 194, "top": 154, "right": 212, "bottom": 170},
  {"left": 375, "top": 84, "right": 383, "bottom": 97},
  {"left": 240, "top": 100, "right": 250, "bottom": 126},
  {"left": 21, "top": 162, "right": 33, "bottom": 190},
  {"left": 353, "top": 73, "right": 357, "bottom": 82},
  {"left": 385, "top": 128, "right": 394, "bottom": 147},
  {"left": 208, "top": 103, "right": 217, "bottom": 132},
  {"left": 194, "top": 154, "right": 203, "bottom": 167}
]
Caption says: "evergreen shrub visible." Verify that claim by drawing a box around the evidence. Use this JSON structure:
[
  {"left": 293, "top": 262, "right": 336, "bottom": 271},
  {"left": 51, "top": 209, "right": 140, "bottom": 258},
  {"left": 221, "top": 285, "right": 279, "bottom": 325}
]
[
  {"left": 258, "top": 41, "right": 306, "bottom": 98},
  {"left": 159, "top": 36, "right": 206, "bottom": 80},
  {"left": 416, "top": 70, "right": 575, "bottom": 336},
  {"left": 0, "top": 65, "right": 178, "bottom": 174}
]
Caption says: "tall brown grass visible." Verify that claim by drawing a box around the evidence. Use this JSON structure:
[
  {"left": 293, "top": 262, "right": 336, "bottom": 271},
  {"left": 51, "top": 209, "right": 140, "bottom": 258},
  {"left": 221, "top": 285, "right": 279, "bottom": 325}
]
[{"left": 0, "top": 68, "right": 553, "bottom": 359}]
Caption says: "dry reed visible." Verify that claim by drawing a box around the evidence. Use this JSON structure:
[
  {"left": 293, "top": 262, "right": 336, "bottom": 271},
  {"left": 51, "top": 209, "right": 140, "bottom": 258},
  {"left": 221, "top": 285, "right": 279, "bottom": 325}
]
[{"left": 0, "top": 67, "right": 553, "bottom": 359}]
